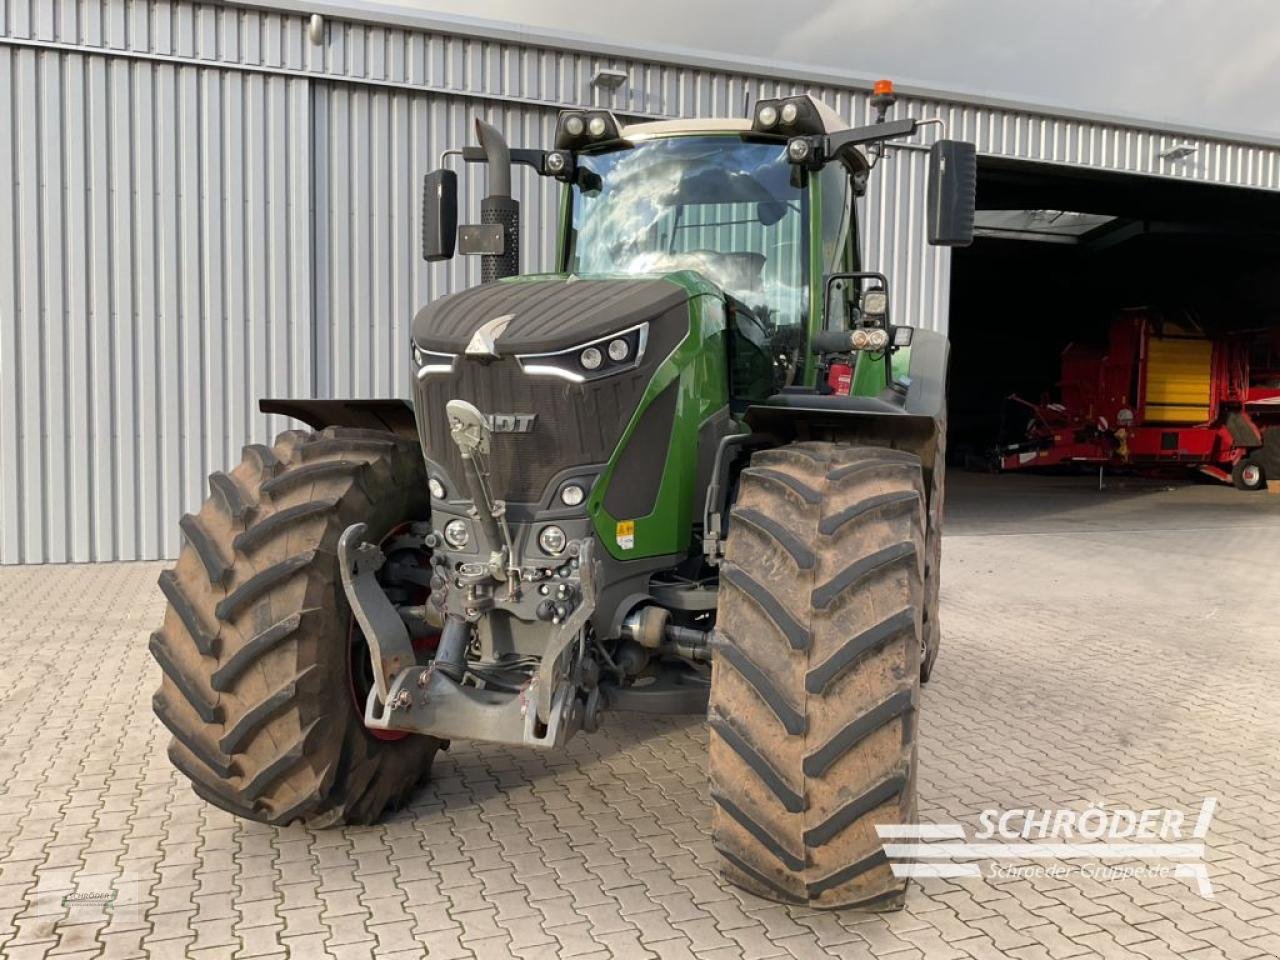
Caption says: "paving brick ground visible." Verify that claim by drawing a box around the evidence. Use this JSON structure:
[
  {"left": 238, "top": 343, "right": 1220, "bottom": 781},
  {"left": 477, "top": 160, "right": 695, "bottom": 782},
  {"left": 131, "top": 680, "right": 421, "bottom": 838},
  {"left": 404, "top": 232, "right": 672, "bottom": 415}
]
[{"left": 2, "top": 474, "right": 1280, "bottom": 959}]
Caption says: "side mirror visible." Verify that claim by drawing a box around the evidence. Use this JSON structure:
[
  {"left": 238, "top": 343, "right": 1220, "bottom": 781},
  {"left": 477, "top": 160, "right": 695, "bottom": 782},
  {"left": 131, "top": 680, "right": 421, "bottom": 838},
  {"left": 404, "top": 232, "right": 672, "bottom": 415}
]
[
  {"left": 927, "top": 139, "right": 976, "bottom": 247},
  {"left": 421, "top": 169, "right": 457, "bottom": 261}
]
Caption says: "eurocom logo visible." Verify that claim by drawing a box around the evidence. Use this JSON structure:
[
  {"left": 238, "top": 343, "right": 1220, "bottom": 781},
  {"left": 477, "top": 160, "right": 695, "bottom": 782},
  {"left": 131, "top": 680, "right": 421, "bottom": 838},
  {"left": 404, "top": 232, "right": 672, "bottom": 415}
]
[{"left": 877, "top": 798, "right": 1218, "bottom": 897}]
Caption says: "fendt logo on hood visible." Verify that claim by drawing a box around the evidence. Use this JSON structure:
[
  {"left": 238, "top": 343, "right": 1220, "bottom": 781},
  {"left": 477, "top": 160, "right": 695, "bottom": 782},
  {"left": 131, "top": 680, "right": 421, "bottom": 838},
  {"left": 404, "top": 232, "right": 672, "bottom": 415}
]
[
  {"left": 484, "top": 413, "right": 537, "bottom": 434},
  {"left": 465, "top": 314, "right": 513, "bottom": 358}
]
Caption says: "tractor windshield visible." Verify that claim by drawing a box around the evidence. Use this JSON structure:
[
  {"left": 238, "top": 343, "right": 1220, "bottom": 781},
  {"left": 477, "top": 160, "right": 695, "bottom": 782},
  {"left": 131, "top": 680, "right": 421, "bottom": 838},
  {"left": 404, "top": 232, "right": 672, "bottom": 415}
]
[{"left": 568, "top": 136, "right": 808, "bottom": 332}]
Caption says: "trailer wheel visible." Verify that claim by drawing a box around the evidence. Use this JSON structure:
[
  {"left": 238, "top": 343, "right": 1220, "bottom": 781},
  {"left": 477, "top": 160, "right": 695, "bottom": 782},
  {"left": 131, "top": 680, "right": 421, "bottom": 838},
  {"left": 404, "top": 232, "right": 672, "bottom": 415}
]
[
  {"left": 1232, "top": 459, "right": 1265, "bottom": 492},
  {"left": 710, "top": 442, "right": 924, "bottom": 910},
  {"left": 150, "top": 427, "right": 439, "bottom": 826}
]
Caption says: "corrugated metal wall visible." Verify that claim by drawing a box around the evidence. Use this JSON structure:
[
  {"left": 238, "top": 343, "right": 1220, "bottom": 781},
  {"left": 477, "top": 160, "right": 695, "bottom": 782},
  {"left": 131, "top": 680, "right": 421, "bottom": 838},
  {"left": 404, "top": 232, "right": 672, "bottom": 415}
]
[
  {"left": 311, "top": 86, "right": 562, "bottom": 402},
  {"left": 0, "top": 40, "right": 313, "bottom": 562},
  {"left": 2, "top": 0, "right": 1279, "bottom": 562}
]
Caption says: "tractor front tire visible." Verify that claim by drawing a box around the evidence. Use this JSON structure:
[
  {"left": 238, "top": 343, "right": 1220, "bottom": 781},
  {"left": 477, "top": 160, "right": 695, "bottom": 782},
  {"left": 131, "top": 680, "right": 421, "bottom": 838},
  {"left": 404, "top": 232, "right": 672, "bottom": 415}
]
[
  {"left": 150, "top": 427, "right": 439, "bottom": 826},
  {"left": 710, "top": 442, "right": 925, "bottom": 910}
]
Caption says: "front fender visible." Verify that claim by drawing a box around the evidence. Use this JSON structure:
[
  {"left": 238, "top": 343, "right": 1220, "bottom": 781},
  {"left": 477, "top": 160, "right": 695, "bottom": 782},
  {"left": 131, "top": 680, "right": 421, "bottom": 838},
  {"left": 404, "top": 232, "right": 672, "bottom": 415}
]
[{"left": 260, "top": 398, "right": 418, "bottom": 441}]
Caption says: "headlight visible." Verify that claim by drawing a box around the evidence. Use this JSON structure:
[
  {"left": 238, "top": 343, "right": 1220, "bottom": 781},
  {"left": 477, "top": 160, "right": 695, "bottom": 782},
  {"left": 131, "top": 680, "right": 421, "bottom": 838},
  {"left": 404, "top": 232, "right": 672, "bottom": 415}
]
[
  {"left": 751, "top": 95, "right": 826, "bottom": 136},
  {"left": 443, "top": 519, "right": 470, "bottom": 548},
  {"left": 862, "top": 290, "right": 888, "bottom": 317},
  {"left": 538, "top": 525, "right": 567, "bottom": 556},
  {"left": 556, "top": 110, "right": 620, "bottom": 149},
  {"left": 519, "top": 323, "right": 647, "bottom": 383},
  {"left": 851, "top": 328, "right": 871, "bottom": 350},
  {"left": 866, "top": 328, "right": 890, "bottom": 351},
  {"left": 559, "top": 483, "right": 586, "bottom": 507},
  {"left": 428, "top": 477, "right": 447, "bottom": 500},
  {"left": 787, "top": 138, "right": 811, "bottom": 163}
]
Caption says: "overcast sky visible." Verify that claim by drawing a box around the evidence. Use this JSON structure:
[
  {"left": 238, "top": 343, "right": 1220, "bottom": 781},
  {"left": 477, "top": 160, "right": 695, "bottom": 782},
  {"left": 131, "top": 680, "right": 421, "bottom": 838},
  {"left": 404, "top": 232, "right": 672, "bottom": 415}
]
[{"left": 374, "top": 0, "right": 1280, "bottom": 139}]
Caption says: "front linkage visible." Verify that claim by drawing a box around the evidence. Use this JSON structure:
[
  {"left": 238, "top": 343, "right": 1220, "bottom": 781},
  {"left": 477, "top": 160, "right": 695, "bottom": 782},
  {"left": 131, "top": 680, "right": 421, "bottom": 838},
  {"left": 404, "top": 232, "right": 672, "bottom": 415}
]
[{"left": 341, "top": 398, "right": 607, "bottom": 748}]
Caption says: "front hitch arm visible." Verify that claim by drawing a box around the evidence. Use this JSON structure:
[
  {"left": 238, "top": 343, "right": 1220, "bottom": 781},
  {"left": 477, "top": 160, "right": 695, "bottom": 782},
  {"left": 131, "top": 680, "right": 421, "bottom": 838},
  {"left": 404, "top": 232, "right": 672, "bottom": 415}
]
[
  {"left": 534, "top": 539, "right": 598, "bottom": 724},
  {"left": 338, "top": 523, "right": 418, "bottom": 704}
]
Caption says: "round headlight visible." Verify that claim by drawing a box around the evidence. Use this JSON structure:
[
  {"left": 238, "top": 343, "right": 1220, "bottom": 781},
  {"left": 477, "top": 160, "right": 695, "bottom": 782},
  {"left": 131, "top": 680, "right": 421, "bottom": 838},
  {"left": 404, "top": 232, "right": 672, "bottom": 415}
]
[
  {"left": 757, "top": 105, "right": 778, "bottom": 128},
  {"left": 851, "top": 328, "right": 871, "bottom": 350},
  {"left": 559, "top": 483, "right": 586, "bottom": 507},
  {"left": 428, "top": 477, "right": 447, "bottom": 500},
  {"left": 588, "top": 116, "right": 607, "bottom": 137},
  {"left": 787, "top": 138, "right": 811, "bottom": 162},
  {"left": 607, "top": 338, "right": 630, "bottom": 362},
  {"left": 443, "top": 519, "right": 470, "bottom": 548},
  {"left": 546, "top": 151, "right": 566, "bottom": 173},
  {"left": 564, "top": 114, "right": 585, "bottom": 136},
  {"left": 781, "top": 102, "right": 799, "bottom": 124},
  {"left": 580, "top": 346, "right": 603, "bottom": 370},
  {"left": 866, "top": 328, "right": 890, "bottom": 351},
  {"left": 539, "top": 525, "right": 567, "bottom": 556}
]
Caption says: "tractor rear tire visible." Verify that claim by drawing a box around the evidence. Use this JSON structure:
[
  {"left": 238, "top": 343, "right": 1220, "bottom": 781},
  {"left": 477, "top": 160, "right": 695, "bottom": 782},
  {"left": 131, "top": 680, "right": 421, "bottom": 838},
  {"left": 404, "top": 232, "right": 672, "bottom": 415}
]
[
  {"left": 921, "top": 440, "right": 945, "bottom": 683},
  {"left": 920, "top": 519, "right": 942, "bottom": 683},
  {"left": 710, "top": 442, "right": 925, "bottom": 910},
  {"left": 1232, "top": 458, "right": 1265, "bottom": 492},
  {"left": 150, "top": 427, "right": 439, "bottom": 826}
]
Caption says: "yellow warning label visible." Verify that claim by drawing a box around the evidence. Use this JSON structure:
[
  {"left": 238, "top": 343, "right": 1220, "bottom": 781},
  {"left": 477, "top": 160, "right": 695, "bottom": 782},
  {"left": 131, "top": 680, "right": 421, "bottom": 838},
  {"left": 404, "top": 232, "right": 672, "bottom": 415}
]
[{"left": 615, "top": 520, "right": 635, "bottom": 551}]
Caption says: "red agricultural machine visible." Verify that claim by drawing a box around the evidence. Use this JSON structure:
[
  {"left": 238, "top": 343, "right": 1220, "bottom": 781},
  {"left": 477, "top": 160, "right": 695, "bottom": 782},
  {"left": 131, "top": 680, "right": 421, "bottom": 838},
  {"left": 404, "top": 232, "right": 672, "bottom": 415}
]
[{"left": 999, "top": 309, "right": 1280, "bottom": 490}]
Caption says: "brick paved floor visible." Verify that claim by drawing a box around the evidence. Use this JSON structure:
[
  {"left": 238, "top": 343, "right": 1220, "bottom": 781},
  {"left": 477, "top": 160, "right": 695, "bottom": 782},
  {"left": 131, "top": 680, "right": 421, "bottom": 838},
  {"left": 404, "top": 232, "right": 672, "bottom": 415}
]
[{"left": 2, "top": 475, "right": 1280, "bottom": 959}]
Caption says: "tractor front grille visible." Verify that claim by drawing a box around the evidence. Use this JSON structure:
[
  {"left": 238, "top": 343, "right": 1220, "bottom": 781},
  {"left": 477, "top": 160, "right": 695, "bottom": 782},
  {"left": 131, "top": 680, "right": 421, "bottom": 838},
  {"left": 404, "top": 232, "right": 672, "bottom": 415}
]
[
  {"left": 414, "top": 358, "right": 648, "bottom": 504},
  {"left": 413, "top": 297, "right": 690, "bottom": 506}
]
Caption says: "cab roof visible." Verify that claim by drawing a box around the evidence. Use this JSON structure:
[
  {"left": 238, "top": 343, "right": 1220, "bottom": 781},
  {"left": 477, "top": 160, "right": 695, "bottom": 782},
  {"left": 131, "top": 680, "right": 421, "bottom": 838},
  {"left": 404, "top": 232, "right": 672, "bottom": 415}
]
[{"left": 620, "top": 97, "right": 849, "bottom": 140}]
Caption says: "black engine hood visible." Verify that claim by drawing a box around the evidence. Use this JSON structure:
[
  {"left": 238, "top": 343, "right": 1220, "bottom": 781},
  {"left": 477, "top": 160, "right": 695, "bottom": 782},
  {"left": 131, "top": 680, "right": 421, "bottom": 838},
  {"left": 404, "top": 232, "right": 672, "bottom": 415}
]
[{"left": 411, "top": 275, "right": 690, "bottom": 355}]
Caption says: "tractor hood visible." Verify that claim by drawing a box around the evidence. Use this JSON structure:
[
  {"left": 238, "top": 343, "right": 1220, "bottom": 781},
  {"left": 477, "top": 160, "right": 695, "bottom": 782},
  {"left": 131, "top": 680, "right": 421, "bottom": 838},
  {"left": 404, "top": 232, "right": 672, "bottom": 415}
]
[
  {"left": 410, "top": 274, "right": 699, "bottom": 509},
  {"left": 411, "top": 275, "right": 690, "bottom": 356}
]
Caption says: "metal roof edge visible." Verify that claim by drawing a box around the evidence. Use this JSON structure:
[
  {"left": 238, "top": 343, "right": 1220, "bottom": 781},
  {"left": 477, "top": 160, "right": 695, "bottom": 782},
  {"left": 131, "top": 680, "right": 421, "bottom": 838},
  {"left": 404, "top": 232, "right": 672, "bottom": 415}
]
[{"left": 223, "top": 0, "right": 1280, "bottom": 149}]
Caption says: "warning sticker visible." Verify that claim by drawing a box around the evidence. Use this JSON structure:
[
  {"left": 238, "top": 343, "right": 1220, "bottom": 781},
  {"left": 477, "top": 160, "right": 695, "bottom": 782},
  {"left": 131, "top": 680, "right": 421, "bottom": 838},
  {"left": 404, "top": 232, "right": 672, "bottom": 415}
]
[{"left": 615, "top": 520, "right": 636, "bottom": 551}]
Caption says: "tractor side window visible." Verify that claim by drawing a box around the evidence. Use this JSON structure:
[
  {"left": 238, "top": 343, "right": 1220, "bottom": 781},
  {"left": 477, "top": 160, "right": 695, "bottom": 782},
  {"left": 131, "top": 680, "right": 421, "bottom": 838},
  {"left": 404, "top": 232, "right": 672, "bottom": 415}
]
[
  {"left": 819, "top": 163, "right": 858, "bottom": 328},
  {"left": 729, "top": 301, "right": 799, "bottom": 410},
  {"left": 820, "top": 164, "right": 854, "bottom": 272}
]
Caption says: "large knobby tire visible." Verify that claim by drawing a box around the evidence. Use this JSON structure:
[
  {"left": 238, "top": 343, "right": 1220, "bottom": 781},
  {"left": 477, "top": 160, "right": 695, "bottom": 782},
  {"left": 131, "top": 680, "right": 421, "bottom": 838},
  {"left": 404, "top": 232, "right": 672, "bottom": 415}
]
[
  {"left": 150, "top": 427, "right": 440, "bottom": 826},
  {"left": 921, "top": 447, "right": 945, "bottom": 683},
  {"left": 710, "top": 442, "right": 925, "bottom": 910}
]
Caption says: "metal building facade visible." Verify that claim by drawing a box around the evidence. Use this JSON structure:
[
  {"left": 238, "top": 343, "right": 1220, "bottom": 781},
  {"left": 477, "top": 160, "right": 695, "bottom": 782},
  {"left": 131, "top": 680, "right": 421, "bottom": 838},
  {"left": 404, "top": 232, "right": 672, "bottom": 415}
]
[{"left": 2, "top": 0, "right": 1279, "bottom": 563}]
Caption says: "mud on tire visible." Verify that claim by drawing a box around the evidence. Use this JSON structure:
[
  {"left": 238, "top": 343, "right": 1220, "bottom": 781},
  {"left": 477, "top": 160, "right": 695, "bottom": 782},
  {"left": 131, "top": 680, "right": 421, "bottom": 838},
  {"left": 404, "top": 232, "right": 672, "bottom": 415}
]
[
  {"left": 710, "top": 442, "right": 925, "bottom": 909},
  {"left": 150, "top": 427, "right": 439, "bottom": 826}
]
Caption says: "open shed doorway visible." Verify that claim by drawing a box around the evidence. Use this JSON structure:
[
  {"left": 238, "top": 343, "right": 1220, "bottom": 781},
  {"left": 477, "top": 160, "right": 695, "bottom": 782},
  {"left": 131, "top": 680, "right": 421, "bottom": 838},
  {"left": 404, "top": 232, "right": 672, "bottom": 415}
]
[{"left": 946, "top": 157, "right": 1280, "bottom": 483}]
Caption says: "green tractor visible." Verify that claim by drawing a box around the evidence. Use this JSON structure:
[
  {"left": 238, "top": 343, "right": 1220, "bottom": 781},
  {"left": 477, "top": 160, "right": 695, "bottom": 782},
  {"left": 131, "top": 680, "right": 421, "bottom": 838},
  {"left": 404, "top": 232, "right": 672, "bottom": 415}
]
[{"left": 150, "top": 88, "right": 974, "bottom": 910}]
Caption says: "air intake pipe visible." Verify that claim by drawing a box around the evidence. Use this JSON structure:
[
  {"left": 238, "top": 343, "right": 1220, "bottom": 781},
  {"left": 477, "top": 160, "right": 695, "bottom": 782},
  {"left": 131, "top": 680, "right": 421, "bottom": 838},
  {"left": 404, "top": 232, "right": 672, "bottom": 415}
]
[{"left": 474, "top": 119, "right": 520, "bottom": 282}]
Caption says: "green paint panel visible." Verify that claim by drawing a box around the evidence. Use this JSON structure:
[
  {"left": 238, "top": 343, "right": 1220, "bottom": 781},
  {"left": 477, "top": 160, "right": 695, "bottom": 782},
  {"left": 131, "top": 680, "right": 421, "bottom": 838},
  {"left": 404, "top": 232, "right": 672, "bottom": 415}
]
[{"left": 586, "top": 273, "right": 728, "bottom": 560}]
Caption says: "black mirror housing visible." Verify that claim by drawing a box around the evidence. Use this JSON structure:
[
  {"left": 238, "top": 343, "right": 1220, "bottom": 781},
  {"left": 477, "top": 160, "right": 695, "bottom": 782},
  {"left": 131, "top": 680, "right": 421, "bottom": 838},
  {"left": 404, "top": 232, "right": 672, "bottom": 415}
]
[
  {"left": 927, "top": 140, "right": 976, "bottom": 247},
  {"left": 421, "top": 169, "right": 458, "bottom": 261}
]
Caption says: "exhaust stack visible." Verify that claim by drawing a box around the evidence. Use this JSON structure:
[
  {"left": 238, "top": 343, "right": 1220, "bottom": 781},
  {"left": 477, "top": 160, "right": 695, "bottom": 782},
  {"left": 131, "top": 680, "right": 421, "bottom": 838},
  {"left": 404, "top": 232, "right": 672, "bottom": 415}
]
[{"left": 474, "top": 119, "right": 520, "bottom": 282}]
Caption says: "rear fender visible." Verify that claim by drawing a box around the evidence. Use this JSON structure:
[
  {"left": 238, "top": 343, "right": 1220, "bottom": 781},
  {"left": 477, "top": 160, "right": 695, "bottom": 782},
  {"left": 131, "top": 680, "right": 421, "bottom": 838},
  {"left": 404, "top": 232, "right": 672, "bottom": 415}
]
[{"left": 260, "top": 398, "right": 418, "bottom": 441}]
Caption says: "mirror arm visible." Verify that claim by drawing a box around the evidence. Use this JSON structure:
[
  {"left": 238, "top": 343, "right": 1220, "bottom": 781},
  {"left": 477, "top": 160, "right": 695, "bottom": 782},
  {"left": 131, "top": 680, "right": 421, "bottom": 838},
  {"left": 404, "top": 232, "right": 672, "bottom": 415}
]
[
  {"left": 824, "top": 117, "right": 919, "bottom": 156},
  {"left": 452, "top": 145, "right": 571, "bottom": 180}
]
